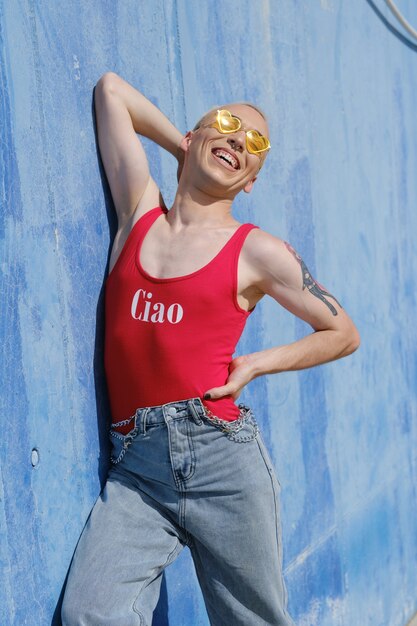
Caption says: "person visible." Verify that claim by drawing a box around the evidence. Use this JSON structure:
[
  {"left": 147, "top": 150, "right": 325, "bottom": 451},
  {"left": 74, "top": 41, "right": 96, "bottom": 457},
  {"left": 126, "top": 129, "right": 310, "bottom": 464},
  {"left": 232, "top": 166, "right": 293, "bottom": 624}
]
[{"left": 61, "top": 72, "right": 360, "bottom": 626}]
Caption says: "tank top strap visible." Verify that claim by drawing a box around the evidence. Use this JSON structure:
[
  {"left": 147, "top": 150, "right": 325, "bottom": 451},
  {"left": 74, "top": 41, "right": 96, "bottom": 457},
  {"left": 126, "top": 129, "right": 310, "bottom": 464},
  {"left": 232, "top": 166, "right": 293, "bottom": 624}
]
[
  {"left": 135, "top": 206, "right": 167, "bottom": 243},
  {"left": 223, "top": 222, "right": 259, "bottom": 265},
  {"left": 209, "top": 222, "right": 259, "bottom": 314},
  {"left": 208, "top": 222, "right": 259, "bottom": 270},
  {"left": 231, "top": 222, "right": 259, "bottom": 248}
]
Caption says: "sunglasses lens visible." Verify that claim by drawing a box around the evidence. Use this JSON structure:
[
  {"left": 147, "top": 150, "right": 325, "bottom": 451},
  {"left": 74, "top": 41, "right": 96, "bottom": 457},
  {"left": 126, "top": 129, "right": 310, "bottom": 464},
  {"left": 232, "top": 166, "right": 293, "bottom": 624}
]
[
  {"left": 217, "top": 110, "right": 241, "bottom": 133},
  {"left": 246, "top": 130, "right": 270, "bottom": 154}
]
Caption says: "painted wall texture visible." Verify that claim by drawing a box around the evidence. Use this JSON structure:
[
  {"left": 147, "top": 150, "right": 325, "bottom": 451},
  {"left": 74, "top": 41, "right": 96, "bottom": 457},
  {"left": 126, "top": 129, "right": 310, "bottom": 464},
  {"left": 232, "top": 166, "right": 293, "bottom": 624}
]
[{"left": 1, "top": 1, "right": 417, "bottom": 625}]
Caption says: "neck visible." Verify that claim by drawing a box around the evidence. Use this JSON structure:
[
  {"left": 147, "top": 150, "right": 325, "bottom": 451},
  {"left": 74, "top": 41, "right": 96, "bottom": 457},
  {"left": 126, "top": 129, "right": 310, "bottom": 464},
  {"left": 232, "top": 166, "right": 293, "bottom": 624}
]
[{"left": 169, "top": 181, "right": 237, "bottom": 228}]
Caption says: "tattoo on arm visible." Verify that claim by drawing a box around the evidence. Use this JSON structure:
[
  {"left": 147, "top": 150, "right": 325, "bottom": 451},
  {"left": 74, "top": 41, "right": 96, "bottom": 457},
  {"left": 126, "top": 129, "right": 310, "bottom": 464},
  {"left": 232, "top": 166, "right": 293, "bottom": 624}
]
[{"left": 284, "top": 242, "right": 341, "bottom": 316}]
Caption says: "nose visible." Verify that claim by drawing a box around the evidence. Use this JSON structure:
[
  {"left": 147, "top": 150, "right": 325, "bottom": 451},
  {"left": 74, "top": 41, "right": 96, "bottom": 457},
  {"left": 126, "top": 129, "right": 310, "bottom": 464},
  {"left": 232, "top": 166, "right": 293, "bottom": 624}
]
[{"left": 227, "top": 134, "right": 244, "bottom": 152}]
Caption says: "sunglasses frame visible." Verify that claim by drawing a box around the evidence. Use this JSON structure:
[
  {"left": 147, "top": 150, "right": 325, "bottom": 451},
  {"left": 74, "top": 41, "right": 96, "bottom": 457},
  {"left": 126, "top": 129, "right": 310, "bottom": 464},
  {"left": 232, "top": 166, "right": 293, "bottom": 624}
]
[{"left": 212, "top": 109, "right": 271, "bottom": 155}]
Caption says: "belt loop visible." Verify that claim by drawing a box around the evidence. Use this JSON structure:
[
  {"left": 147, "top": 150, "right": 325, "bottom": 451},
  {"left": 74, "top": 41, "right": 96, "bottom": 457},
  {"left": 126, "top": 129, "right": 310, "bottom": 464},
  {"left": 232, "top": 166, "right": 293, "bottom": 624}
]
[
  {"left": 188, "top": 400, "right": 203, "bottom": 426},
  {"left": 142, "top": 408, "right": 150, "bottom": 434},
  {"left": 133, "top": 408, "right": 140, "bottom": 433}
]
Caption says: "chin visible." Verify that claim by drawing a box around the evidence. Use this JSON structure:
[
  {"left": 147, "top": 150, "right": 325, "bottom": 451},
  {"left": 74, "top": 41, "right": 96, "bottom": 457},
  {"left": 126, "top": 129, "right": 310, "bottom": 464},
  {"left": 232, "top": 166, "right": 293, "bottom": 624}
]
[{"left": 204, "top": 171, "right": 242, "bottom": 197}]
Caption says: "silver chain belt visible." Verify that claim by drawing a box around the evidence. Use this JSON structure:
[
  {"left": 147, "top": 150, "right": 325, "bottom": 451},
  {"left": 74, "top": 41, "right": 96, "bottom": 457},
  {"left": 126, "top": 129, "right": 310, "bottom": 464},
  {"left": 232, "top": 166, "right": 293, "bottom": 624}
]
[
  {"left": 202, "top": 404, "right": 253, "bottom": 433},
  {"left": 110, "top": 403, "right": 253, "bottom": 434}
]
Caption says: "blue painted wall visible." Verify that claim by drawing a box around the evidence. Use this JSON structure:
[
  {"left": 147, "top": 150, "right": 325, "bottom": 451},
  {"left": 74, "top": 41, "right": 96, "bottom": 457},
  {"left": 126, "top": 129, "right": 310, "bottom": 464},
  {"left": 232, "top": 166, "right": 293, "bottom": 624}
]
[{"left": 1, "top": 1, "right": 417, "bottom": 625}]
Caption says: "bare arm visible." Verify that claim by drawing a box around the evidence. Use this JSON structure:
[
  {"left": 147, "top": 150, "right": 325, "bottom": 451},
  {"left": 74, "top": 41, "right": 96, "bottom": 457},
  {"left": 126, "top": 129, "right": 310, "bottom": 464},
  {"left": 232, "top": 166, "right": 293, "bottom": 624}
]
[
  {"left": 94, "top": 72, "right": 183, "bottom": 225},
  {"left": 205, "top": 231, "right": 360, "bottom": 400}
]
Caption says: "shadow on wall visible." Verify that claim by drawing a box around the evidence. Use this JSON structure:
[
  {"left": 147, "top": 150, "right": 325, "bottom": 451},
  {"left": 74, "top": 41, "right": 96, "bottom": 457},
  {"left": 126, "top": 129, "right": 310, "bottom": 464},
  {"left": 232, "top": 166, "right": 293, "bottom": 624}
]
[
  {"left": 91, "top": 85, "right": 118, "bottom": 491},
  {"left": 365, "top": 0, "right": 417, "bottom": 50},
  {"left": 50, "top": 87, "right": 172, "bottom": 626}
]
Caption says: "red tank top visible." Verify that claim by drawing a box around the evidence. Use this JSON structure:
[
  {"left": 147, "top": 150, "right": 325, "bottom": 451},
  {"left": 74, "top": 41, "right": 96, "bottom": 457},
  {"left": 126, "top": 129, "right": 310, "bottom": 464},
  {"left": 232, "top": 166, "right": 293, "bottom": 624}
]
[{"left": 104, "top": 207, "right": 258, "bottom": 431}]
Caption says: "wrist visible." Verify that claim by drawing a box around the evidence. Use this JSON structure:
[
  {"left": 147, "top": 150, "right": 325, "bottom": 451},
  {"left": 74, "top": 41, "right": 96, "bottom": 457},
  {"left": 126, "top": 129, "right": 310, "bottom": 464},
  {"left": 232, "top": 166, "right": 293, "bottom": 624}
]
[
  {"left": 244, "top": 348, "right": 283, "bottom": 378},
  {"left": 235, "top": 352, "right": 262, "bottom": 380}
]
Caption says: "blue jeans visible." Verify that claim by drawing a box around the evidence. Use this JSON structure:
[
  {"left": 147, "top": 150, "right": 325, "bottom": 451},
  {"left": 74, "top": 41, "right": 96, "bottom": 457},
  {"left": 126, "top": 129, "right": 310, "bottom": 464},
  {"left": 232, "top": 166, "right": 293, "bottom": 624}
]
[{"left": 61, "top": 398, "right": 294, "bottom": 625}]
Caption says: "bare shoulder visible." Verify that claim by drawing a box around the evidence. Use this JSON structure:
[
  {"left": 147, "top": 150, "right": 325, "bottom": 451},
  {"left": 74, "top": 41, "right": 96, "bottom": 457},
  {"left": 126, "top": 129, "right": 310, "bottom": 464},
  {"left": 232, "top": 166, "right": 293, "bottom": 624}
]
[
  {"left": 244, "top": 227, "right": 286, "bottom": 252},
  {"left": 242, "top": 228, "right": 292, "bottom": 272}
]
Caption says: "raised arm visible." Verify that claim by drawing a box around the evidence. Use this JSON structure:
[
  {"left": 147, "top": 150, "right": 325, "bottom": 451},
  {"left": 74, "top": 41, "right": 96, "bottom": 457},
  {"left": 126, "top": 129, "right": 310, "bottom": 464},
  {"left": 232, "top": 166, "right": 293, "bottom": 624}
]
[
  {"left": 94, "top": 72, "right": 183, "bottom": 225},
  {"left": 204, "top": 230, "right": 360, "bottom": 400}
]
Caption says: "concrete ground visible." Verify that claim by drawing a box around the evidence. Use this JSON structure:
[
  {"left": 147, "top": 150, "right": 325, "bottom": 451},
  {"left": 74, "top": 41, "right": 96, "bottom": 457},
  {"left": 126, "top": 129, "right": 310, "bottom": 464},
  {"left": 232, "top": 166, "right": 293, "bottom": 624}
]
[{"left": 408, "top": 614, "right": 417, "bottom": 626}]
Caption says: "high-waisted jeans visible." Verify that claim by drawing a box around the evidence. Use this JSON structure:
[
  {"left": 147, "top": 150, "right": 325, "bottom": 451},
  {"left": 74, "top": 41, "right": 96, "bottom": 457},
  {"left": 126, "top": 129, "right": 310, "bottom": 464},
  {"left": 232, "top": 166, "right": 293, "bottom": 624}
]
[{"left": 61, "top": 398, "right": 294, "bottom": 626}]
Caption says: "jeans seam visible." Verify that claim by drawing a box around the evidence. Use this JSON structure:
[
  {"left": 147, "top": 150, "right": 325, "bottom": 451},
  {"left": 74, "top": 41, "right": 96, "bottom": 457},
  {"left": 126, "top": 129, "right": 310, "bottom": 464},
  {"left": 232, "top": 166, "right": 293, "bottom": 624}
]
[
  {"left": 255, "top": 435, "right": 290, "bottom": 614},
  {"left": 228, "top": 411, "right": 259, "bottom": 443},
  {"left": 181, "top": 418, "right": 196, "bottom": 481},
  {"left": 132, "top": 538, "right": 183, "bottom": 622}
]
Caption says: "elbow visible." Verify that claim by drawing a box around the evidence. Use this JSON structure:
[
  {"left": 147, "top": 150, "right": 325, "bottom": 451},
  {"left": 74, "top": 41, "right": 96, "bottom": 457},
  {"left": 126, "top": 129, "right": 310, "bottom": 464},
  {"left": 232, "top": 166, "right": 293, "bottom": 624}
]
[
  {"left": 95, "top": 71, "right": 120, "bottom": 94},
  {"left": 343, "top": 325, "right": 361, "bottom": 356}
]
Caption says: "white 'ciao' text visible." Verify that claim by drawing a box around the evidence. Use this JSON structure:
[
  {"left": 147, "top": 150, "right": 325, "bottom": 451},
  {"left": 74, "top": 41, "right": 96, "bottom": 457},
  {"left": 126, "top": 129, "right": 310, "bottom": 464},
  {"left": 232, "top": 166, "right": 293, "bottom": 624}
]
[{"left": 131, "top": 289, "right": 184, "bottom": 324}]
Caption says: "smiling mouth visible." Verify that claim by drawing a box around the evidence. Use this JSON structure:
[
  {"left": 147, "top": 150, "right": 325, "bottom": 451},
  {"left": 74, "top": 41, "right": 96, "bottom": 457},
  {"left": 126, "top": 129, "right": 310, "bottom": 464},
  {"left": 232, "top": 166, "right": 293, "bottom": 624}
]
[{"left": 211, "top": 148, "right": 240, "bottom": 170}]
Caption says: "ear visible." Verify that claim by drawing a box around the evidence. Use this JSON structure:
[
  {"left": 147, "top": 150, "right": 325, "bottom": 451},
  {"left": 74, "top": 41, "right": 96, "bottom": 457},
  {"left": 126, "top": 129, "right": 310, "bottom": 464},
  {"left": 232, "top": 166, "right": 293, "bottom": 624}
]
[
  {"left": 243, "top": 177, "right": 257, "bottom": 194},
  {"left": 180, "top": 131, "right": 194, "bottom": 153}
]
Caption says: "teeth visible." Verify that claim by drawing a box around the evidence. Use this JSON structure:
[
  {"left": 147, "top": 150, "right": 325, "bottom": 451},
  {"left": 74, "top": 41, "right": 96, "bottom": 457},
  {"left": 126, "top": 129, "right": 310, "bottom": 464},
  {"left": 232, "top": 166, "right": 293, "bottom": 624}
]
[{"left": 213, "top": 149, "right": 238, "bottom": 169}]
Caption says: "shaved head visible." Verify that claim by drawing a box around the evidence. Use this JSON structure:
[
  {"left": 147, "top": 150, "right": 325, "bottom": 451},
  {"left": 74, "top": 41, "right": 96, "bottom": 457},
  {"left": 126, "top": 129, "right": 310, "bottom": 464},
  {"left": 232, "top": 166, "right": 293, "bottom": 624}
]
[{"left": 193, "top": 102, "right": 268, "bottom": 131}]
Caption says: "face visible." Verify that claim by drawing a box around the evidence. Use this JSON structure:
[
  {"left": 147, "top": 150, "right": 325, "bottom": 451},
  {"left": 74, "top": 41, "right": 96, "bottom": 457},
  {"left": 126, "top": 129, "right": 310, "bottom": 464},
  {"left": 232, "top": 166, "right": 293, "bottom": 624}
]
[{"left": 180, "top": 104, "right": 270, "bottom": 198}]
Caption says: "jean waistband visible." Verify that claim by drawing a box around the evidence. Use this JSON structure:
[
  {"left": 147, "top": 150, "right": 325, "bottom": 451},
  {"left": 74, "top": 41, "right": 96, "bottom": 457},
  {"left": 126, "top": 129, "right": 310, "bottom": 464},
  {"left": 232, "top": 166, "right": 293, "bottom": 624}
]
[{"left": 110, "top": 398, "right": 206, "bottom": 431}]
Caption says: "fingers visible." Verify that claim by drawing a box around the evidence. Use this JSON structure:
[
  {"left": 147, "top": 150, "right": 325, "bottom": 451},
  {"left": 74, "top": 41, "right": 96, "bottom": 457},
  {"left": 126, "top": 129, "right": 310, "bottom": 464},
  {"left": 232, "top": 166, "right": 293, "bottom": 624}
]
[{"left": 204, "top": 383, "right": 240, "bottom": 401}]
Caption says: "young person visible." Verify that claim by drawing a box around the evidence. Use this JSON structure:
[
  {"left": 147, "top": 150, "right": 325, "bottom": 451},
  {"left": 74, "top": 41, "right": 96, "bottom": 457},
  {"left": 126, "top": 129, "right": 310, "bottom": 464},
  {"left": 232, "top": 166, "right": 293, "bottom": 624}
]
[{"left": 61, "top": 72, "right": 359, "bottom": 626}]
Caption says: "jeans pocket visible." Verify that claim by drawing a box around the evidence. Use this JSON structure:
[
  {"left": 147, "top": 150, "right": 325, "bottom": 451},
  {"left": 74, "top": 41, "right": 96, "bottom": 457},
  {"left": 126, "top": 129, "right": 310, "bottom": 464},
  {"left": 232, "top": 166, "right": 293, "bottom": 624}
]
[
  {"left": 227, "top": 408, "right": 259, "bottom": 443},
  {"left": 109, "top": 426, "right": 139, "bottom": 464},
  {"left": 202, "top": 405, "right": 259, "bottom": 442}
]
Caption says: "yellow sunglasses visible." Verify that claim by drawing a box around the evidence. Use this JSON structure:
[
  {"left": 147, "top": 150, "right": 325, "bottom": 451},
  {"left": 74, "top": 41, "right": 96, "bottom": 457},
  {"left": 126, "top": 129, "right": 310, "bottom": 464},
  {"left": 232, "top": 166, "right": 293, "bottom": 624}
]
[{"left": 207, "top": 109, "right": 271, "bottom": 155}]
